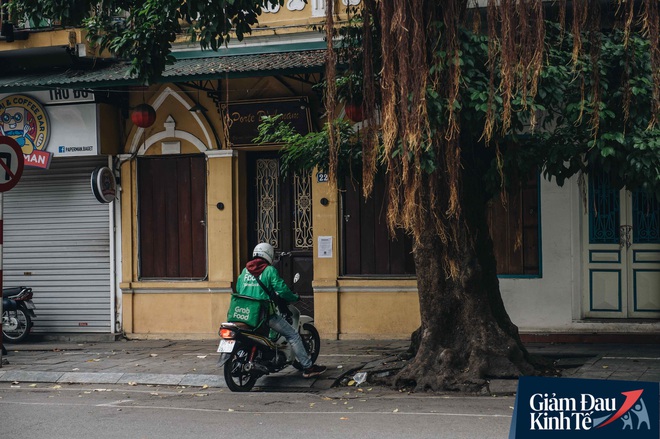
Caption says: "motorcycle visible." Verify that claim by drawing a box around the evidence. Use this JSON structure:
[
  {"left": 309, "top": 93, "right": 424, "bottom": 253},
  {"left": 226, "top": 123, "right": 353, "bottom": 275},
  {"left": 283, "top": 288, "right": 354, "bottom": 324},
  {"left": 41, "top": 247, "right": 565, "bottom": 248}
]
[
  {"left": 217, "top": 303, "right": 320, "bottom": 392},
  {"left": 2, "top": 286, "right": 36, "bottom": 343}
]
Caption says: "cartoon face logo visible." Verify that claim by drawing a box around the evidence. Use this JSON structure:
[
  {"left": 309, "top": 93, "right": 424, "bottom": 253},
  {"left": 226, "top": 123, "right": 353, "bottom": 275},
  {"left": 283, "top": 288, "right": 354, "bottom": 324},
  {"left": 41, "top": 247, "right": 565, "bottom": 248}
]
[
  {"left": 1, "top": 107, "right": 25, "bottom": 132},
  {"left": 0, "top": 95, "right": 49, "bottom": 155}
]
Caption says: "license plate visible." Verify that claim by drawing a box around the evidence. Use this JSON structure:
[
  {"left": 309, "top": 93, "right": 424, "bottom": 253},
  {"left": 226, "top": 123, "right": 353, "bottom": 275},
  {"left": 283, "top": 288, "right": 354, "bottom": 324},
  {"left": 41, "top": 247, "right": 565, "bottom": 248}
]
[
  {"left": 25, "top": 301, "right": 36, "bottom": 310},
  {"left": 217, "top": 339, "right": 235, "bottom": 353}
]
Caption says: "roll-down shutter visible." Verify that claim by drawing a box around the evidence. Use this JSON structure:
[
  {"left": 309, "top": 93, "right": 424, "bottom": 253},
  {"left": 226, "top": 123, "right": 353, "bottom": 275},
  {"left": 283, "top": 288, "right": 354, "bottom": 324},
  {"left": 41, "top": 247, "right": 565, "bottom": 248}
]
[{"left": 3, "top": 157, "right": 112, "bottom": 333}]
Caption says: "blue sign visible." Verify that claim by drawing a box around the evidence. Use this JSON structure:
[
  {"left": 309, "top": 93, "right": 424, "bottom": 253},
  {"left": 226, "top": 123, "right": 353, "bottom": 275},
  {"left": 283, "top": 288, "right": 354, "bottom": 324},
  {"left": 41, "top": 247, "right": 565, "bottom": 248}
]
[{"left": 510, "top": 376, "right": 659, "bottom": 438}]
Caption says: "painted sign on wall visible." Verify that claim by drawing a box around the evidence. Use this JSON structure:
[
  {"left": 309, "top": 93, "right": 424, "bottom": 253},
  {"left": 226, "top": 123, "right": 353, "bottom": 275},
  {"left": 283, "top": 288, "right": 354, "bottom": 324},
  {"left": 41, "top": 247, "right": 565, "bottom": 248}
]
[
  {"left": 0, "top": 94, "right": 51, "bottom": 169},
  {"left": 0, "top": 91, "right": 99, "bottom": 168}
]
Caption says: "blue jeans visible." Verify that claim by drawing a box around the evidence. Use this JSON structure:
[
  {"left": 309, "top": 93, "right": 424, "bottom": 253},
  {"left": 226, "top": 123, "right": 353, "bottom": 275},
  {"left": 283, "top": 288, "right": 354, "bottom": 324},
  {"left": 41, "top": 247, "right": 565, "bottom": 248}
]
[{"left": 268, "top": 314, "right": 312, "bottom": 369}]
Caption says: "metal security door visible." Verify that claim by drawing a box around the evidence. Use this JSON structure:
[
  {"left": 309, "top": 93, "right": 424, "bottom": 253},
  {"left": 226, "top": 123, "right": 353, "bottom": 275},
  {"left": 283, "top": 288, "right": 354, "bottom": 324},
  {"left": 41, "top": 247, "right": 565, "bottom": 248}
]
[
  {"left": 584, "top": 173, "right": 660, "bottom": 318},
  {"left": 3, "top": 157, "right": 112, "bottom": 333},
  {"left": 247, "top": 154, "right": 314, "bottom": 316}
]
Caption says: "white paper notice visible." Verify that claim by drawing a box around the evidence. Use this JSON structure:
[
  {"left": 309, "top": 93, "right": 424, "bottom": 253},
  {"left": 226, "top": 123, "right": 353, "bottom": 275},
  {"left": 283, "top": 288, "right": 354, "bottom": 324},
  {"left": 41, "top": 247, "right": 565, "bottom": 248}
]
[{"left": 318, "top": 236, "right": 333, "bottom": 258}]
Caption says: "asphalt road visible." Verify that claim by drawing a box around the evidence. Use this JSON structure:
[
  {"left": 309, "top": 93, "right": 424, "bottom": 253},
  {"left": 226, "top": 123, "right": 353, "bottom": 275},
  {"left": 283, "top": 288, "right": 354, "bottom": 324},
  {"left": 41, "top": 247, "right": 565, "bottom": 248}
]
[{"left": 0, "top": 382, "right": 515, "bottom": 439}]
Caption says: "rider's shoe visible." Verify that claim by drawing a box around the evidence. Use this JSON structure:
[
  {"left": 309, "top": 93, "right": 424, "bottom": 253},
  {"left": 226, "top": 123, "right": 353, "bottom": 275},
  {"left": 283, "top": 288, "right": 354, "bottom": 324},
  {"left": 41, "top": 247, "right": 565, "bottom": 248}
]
[{"left": 302, "top": 364, "right": 327, "bottom": 378}]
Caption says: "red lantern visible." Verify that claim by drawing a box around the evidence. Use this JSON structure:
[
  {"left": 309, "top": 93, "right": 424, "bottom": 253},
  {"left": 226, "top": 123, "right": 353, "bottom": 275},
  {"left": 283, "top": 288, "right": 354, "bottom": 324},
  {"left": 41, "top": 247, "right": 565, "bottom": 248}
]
[
  {"left": 344, "top": 101, "right": 365, "bottom": 123},
  {"left": 131, "top": 103, "right": 156, "bottom": 128}
]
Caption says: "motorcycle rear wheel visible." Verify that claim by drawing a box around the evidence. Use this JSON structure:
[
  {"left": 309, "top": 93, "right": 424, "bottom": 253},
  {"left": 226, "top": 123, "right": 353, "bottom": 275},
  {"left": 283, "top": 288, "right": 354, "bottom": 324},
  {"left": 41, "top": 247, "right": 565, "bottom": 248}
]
[
  {"left": 293, "top": 323, "right": 321, "bottom": 370},
  {"left": 223, "top": 348, "right": 258, "bottom": 392},
  {"left": 2, "top": 308, "right": 31, "bottom": 343}
]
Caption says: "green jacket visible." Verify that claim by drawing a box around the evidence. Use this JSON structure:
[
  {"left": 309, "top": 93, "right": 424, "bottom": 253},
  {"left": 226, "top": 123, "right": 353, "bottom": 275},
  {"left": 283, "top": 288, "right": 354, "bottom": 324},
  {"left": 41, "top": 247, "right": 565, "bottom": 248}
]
[{"left": 231, "top": 264, "right": 299, "bottom": 318}]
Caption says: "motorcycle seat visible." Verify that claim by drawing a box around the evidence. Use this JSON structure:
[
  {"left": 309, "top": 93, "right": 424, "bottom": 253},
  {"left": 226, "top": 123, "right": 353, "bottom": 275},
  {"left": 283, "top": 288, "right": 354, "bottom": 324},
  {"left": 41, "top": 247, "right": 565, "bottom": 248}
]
[{"left": 2, "top": 287, "right": 23, "bottom": 298}]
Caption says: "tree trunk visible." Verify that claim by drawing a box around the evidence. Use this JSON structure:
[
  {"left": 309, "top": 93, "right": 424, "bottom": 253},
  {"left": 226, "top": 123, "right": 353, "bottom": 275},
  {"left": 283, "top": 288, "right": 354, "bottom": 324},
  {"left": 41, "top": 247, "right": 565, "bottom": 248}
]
[{"left": 394, "top": 165, "right": 548, "bottom": 393}]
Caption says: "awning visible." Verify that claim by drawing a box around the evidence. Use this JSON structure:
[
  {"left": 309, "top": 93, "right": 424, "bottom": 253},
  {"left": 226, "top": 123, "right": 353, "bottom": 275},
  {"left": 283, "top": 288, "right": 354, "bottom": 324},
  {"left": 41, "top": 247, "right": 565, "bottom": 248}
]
[{"left": 0, "top": 47, "right": 327, "bottom": 92}]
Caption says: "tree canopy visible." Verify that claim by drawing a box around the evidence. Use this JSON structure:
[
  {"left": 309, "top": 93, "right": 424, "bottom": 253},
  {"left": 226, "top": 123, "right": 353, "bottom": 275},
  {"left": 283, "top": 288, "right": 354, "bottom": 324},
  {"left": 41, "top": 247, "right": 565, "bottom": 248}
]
[{"left": 9, "top": 0, "right": 285, "bottom": 83}]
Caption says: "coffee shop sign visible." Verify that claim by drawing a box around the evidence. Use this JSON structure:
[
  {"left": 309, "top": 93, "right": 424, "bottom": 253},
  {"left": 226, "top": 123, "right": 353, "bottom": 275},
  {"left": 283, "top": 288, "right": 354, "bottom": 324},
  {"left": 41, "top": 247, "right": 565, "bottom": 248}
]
[{"left": 221, "top": 98, "right": 312, "bottom": 148}]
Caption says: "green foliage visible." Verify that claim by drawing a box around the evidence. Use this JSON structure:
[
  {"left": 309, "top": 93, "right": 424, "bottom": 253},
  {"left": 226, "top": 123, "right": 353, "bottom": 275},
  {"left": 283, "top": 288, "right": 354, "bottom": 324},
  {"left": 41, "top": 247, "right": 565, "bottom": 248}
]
[
  {"left": 254, "top": 115, "right": 363, "bottom": 181},
  {"left": 274, "top": 20, "right": 659, "bottom": 199},
  {"left": 8, "top": 0, "right": 286, "bottom": 82},
  {"left": 527, "top": 24, "right": 660, "bottom": 195},
  {"left": 426, "top": 22, "right": 660, "bottom": 197}
]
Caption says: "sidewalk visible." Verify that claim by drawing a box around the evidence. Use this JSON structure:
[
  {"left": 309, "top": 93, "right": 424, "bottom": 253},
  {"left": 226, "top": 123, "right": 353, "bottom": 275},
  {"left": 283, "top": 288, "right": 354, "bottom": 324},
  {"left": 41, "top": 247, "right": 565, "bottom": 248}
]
[{"left": 1, "top": 338, "right": 658, "bottom": 392}]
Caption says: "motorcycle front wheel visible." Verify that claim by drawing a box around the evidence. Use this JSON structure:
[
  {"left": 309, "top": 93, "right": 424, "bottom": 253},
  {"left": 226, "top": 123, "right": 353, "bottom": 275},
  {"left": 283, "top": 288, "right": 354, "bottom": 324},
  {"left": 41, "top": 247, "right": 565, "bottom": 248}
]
[
  {"left": 223, "top": 347, "right": 258, "bottom": 392},
  {"left": 293, "top": 323, "right": 321, "bottom": 370},
  {"left": 2, "top": 308, "right": 31, "bottom": 343}
]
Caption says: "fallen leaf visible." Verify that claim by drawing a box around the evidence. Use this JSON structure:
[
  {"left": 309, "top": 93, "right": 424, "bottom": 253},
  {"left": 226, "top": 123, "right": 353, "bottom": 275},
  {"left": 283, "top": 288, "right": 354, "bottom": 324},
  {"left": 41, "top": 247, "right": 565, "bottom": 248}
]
[
  {"left": 340, "top": 417, "right": 349, "bottom": 420},
  {"left": 337, "top": 365, "right": 343, "bottom": 369},
  {"left": 602, "top": 366, "right": 609, "bottom": 369},
  {"left": 309, "top": 403, "right": 315, "bottom": 407},
  {"left": 52, "top": 385, "right": 62, "bottom": 389},
  {"left": 128, "top": 382, "right": 137, "bottom": 386},
  {"left": 228, "top": 408, "right": 234, "bottom": 412},
  {"left": 197, "top": 355, "right": 207, "bottom": 359},
  {"left": 202, "top": 384, "right": 209, "bottom": 389},
  {"left": 393, "top": 409, "right": 399, "bottom": 413},
  {"left": 29, "top": 384, "right": 37, "bottom": 388},
  {"left": 150, "top": 354, "right": 158, "bottom": 357},
  {"left": 347, "top": 380, "right": 356, "bottom": 386}
]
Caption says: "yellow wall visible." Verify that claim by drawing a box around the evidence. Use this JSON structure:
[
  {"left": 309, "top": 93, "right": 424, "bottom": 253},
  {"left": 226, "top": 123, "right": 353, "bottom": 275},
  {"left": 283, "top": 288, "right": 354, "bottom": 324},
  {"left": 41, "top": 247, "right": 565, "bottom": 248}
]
[
  {"left": 120, "top": 79, "right": 422, "bottom": 340},
  {"left": 120, "top": 84, "right": 237, "bottom": 338},
  {"left": 337, "top": 291, "right": 420, "bottom": 339},
  {"left": 127, "top": 292, "right": 231, "bottom": 339}
]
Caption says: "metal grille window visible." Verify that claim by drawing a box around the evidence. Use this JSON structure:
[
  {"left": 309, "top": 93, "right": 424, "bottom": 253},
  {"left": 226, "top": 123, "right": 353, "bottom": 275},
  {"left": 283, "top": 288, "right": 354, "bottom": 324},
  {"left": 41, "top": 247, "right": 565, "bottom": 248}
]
[
  {"left": 138, "top": 155, "right": 207, "bottom": 279},
  {"left": 293, "top": 170, "right": 313, "bottom": 249},
  {"left": 633, "top": 188, "right": 659, "bottom": 244},
  {"left": 588, "top": 172, "right": 620, "bottom": 244},
  {"left": 256, "top": 159, "right": 280, "bottom": 247}
]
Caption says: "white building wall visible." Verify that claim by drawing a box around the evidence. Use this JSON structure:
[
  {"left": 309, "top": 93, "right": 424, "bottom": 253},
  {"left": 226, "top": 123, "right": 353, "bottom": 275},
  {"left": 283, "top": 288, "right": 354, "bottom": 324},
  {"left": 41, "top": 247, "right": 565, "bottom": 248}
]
[{"left": 500, "top": 176, "right": 660, "bottom": 334}]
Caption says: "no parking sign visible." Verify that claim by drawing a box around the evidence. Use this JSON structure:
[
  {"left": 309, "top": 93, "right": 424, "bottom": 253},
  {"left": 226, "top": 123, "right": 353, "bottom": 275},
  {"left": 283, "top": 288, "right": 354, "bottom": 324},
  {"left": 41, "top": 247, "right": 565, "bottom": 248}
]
[{"left": 0, "top": 135, "right": 24, "bottom": 192}]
